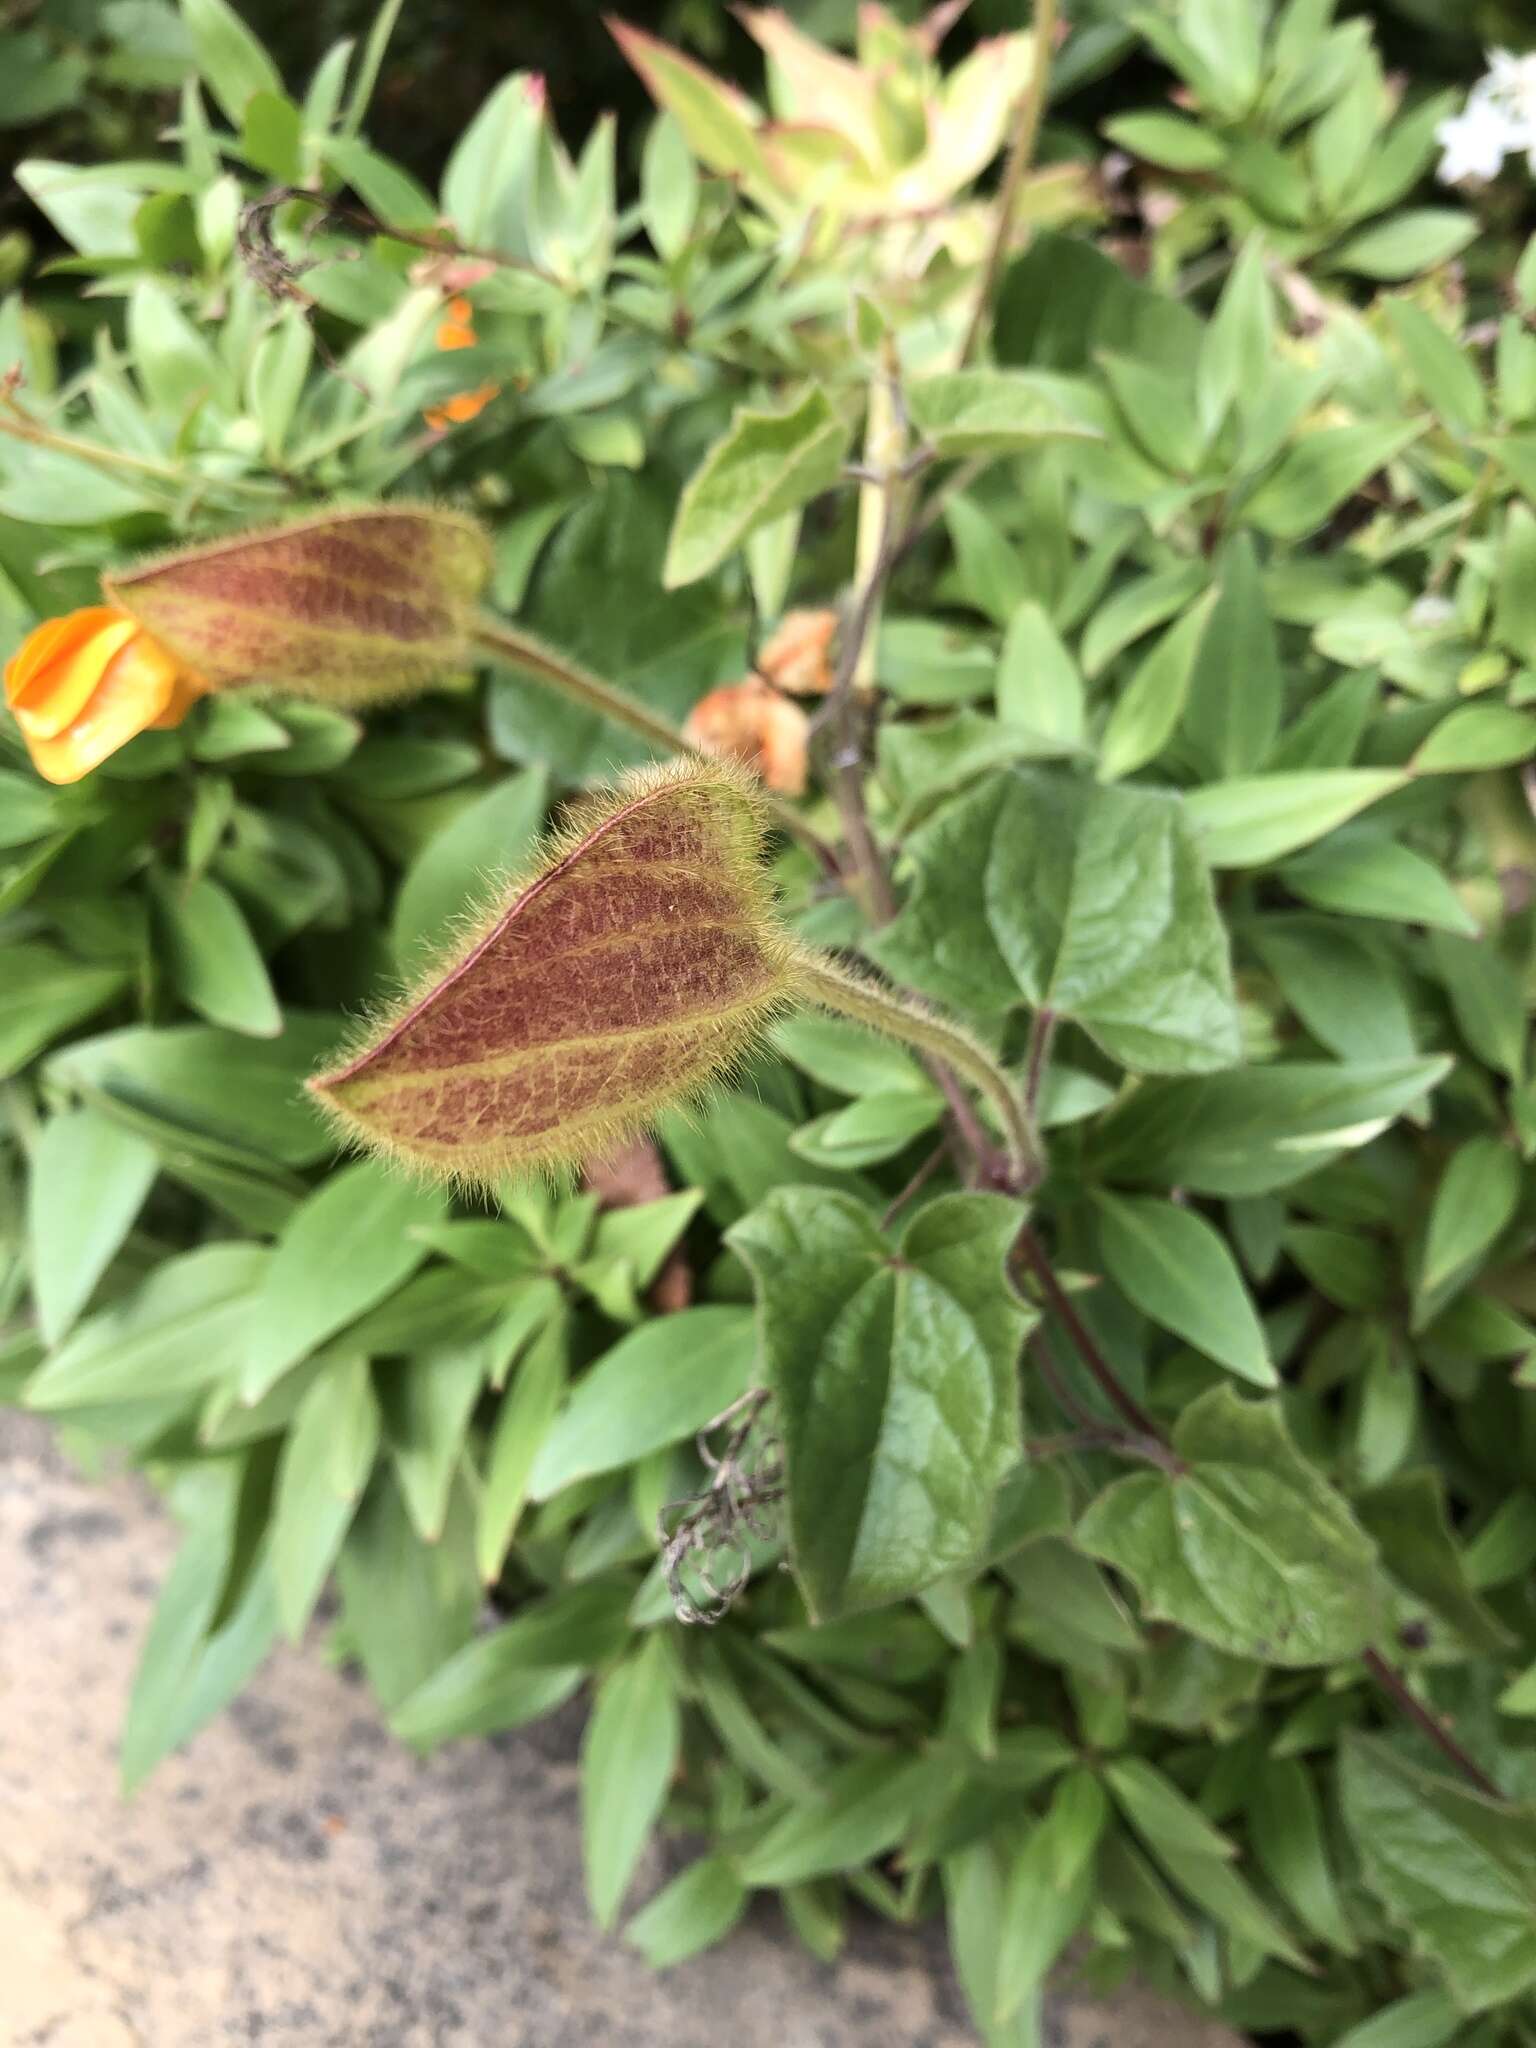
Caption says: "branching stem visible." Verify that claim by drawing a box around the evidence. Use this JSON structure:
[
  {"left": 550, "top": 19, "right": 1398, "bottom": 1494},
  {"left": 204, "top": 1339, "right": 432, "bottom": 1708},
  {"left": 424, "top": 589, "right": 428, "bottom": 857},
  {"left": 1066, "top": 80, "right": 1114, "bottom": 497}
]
[
  {"left": 1015, "top": 1226, "right": 1166, "bottom": 1442},
  {"left": 1361, "top": 1647, "right": 1504, "bottom": 1801}
]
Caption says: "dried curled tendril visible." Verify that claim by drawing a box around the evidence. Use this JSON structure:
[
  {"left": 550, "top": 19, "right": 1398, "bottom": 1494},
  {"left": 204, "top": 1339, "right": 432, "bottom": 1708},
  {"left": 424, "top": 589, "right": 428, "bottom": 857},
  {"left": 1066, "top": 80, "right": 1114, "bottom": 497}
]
[{"left": 659, "top": 1388, "right": 785, "bottom": 1626}]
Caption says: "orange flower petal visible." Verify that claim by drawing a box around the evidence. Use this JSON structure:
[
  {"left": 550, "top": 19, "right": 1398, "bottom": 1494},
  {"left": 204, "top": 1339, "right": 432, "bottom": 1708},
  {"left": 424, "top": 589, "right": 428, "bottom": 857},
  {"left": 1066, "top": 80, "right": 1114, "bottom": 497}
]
[
  {"left": 683, "top": 678, "right": 810, "bottom": 796},
  {"left": 24, "top": 629, "right": 181, "bottom": 785},
  {"left": 445, "top": 384, "right": 499, "bottom": 423},
  {"left": 436, "top": 321, "right": 477, "bottom": 351},
  {"left": 5, "top": 605, "right": 125, "bottom": 710},
  {"left": 11, "top": 614, "right": 139, "bottom": 739},
  {"left": 149, "top": 666, "right": 211, "bottom": 729},
  {"left": 445, "top": 295, "right": 474, "bottom": 324},
  {"left": 757, "top": 608, "right": 839, "bottom": 696}
]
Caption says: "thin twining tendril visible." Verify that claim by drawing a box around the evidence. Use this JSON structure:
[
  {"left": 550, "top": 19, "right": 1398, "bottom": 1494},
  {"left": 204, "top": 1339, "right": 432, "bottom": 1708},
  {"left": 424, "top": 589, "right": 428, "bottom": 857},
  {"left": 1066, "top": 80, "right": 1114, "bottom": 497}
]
[{"left": 658, "top": 1388, "right": 785, "bottom": 1626}]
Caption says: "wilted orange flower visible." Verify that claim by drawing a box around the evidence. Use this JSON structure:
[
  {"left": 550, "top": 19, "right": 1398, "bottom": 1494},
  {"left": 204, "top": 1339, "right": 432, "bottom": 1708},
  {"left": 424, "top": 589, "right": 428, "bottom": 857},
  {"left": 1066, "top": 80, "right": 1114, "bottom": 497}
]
[
  {"left": 425, "top": 293, "right": 499, "bottom": 433},
  {"left": 756, "top": 608, "right": 838, "bottom": 696},
  {"left": 4, "top": 606, "right": 208, "bottom": 785},
  {"left": 683, "top": 676, "right": 809, "bottom": 795}
]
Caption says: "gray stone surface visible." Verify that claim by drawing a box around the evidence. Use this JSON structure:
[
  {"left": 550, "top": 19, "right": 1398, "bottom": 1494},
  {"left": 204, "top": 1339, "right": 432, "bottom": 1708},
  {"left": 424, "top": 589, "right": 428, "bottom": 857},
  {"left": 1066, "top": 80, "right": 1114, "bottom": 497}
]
[{"left": 0, "top": 1411, "right": 1243, "bottom": 2048}]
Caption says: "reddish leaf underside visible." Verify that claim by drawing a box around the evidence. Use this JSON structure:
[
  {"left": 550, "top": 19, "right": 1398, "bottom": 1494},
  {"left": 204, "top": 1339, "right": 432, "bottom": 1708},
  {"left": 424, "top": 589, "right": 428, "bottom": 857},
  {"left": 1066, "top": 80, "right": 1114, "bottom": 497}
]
[
  {"left": 309, "top": 761, "right": 797, "bottom": 1182},
  {"left": 105, "top": 505, "right": 492, "bottom": 705}
]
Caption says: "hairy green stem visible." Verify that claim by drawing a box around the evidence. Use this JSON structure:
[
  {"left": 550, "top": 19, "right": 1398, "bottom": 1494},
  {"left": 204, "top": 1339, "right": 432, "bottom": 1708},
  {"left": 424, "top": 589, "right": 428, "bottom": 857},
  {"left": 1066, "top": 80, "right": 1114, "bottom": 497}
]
[
  {"left": 794, "top": 955, "right": 1038, "bottom": 1188},
  {"left": 0, "top": 398, "right": 290, "bottom": 503},
  {"left": 472, "top": 617, "right": 834, "bottom": 869},
  {"left": 957, "top": 0, "right": 1060, "bottom": 367}
]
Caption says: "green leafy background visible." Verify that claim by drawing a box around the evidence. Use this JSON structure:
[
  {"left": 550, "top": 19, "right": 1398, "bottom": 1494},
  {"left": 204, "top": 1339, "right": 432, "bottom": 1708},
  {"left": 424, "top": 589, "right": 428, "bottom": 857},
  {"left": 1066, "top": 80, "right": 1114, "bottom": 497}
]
[{"left": 5, "top": 1, "right": 1536, "bottom": 2043}]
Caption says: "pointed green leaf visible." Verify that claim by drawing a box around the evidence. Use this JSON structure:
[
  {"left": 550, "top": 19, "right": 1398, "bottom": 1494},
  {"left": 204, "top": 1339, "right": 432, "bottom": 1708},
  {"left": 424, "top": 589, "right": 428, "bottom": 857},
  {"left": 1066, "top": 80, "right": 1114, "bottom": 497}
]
[
  {"left": 27, "top": 1108, "right": 157, "bottom": 1345},
  {"left": 872, "top": 768, "right": 1240, "bottom": 1075},
  {"left": 1342, "top": 1734, "right": 1536, "bottom": 2012},
  {"left": 728, "top": 1190, "right": 1030, "bottom": 1619},
  {"left": 663, "top": 387, "right": 849, "bottom": 587},
  {"left": 906, "top": 369, "right": 1102, "bottom": 458},
  {"left": 1090, "top": 1056, "right": 1450, "bottom": 1195},
  {"left": 528, "top": 1305, "right": 756, "bottom": 1498},
  {"left": 1186, "top": 770, "right": 1406, "bottom": 867},
  {"left": 271, "top": 1355, "right": 380, "bottom": 1639},
  {"left": 582, "top": 1636, "right": 681, "bottom": 1928},
  {"left": 241, "top": 1159, "right": 444, "bottom": 1402},
  {"left": 1078, "top": 1385, "right": 1384, "bottom": 1664},
  {"left": 1094, "top": 1191, "right": 1275, "bottom": 1388}
]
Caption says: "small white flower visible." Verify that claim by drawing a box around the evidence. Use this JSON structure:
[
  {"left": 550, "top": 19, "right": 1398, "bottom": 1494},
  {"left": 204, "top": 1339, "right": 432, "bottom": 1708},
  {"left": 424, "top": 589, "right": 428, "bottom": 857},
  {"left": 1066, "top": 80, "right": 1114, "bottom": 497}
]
[
  {"left": 1409, "top": 594, "right": 1456, "bottom": 631},
  {"left": 1436, "top": 50, "right": 1536, "bottom": 184},
  {"left": 1485, "top": 48, "right": 1536, "bottom": 129},
  {"left": 1437, "top": 92, "right": 1517, "bottom": 184}
]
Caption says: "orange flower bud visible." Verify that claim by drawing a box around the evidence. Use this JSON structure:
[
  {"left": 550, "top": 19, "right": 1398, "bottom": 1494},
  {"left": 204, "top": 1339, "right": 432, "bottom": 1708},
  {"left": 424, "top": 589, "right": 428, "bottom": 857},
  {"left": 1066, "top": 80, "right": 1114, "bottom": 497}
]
[
  {"left": 424, "top": 293, "right": 501, "bottom": 432},
  {"left": 424, "top": 383, "right": 499, "bottom": 432},
  {"left": 756, "top": 608, "right": 838, "bottom": 696},
  {"left": 683, "top": 676, "right": 810, "bottom": 795},
  {"left": 103, "top": 505, "right": 494, "bottom": 709},
  {"left": 4, "top": 605, "right": 208, "bottom": 784},
  {"left": 310, "top": 758, "right": 799, "bottom": 1184}
]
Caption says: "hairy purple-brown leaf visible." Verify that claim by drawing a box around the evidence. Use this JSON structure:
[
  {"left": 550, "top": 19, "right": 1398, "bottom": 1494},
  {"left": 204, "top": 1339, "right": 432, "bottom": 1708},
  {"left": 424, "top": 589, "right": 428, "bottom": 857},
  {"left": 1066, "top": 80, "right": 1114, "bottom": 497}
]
[
  {"left": 309, "top": 759, "right": 798, "bottom": 1182},
  {"left": 105, "top": 505, "right": 492, "bottom": 707}
]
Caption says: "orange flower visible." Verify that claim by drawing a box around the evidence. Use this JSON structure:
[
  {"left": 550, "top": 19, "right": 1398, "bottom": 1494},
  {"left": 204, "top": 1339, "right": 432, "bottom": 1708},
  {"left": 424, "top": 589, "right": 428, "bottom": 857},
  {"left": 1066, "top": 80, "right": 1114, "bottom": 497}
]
[
  {"left": 4, "top": 606, "right": 208, "bottom": 785},
  {"left": 425, "top": 293, "right": 500, "bottom": 433},
  {"left": 756, "top": 608, "right": 839, "bottom": 696},
  {"left": 683, "top": 676, "right": 809, "bottom": 796}
]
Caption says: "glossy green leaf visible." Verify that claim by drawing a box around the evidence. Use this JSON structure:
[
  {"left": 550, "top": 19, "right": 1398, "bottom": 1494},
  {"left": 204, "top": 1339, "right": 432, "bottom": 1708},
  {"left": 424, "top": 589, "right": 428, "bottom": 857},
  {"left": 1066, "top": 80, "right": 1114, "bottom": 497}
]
[
  {"left": 1098, "top": 590, "right": 1217, "bottom": 782},
  {"left": 663, "top": 387, "right": 849, "bottom": 588},
  {"left": 729, "top": 1190, "right": 1030, "bottom": 1620},
  {"left": 1244, "top": 422, "right": 1422, "bottom": 539},
  {"left": 27, "top": 1108, "right": 157, "bottom": 1344},
  {"left": 1078, "top": 1385, "right": 1384, "bottom": 1664},
  {"left": 872, "top": 769, "right": 1240, "bottom": 1075},
  {"left": 1280, "top": 831, "right": 1477, "bottom": 936},
  {"left": 1186, "top": 771, "right": 1406, "bottom": 867},
  {"left": 391, "top": 1581, "right": 631, "bottom": 1749},
  {"left": 1331, "top": 210, "right": 1476, "bottom": 281},
  {"left": 47, "top": 1017, "right": 337, "bottom": 1168},
  {"left": 1247, "top": 1757, "right": 1357, "bottom": 1952},
  {"left": 181, "top": 0, "right": 282, "bottom": 127},
  {"left": 335, "top": 1466, "right": 479, "bottom": 1712},
  {"left": 1416, "top": 1137, "right": 1521, "bottom": 1321},
  {"left": 381, "top": 1343, "right": 486, "bottom": 1543},
  {"left": 1413, "top": 704, "right": 1536, "bottom": 774},
  {"left": 1250, "top": 916, "right": 1416, "bottom": 1064},
  {"left": 271, "top": 1355, "right": 380, "bottom": 1639},
  {"left": 624, "top": 1855, "right": 748, "bottom": 1968},
  {"left": 1181, "top": 535, "right": 1283, "bottom": 776},
  {"left": 905, "top": 370, "right": 1100, "bottom": 458},
  {"left": 1342, "top": 1734, "right": 1535, "bottom": 2012},
  {"left": 1094, "top": 1191, "right": 1275, "bottom": 1388},
  {"left": 149, "top": 869, "right": 281, "bottom": 1038},
  {"left": 582, "top": 1635, "right": 681, "bottom": 1928},
  {"left": 2, "top": 945, "right": 130, "bottom": 1079},
  {"left": 1355, "top": 1470, "right": 1514, "bottom": 1656},
  {"left": 996, "top": 601, "right": 1085, "bottom": 747},
  {"left": 27, "top": 1242, "right": 268, "bottom": 1409},
  {"left": 121, "top": 1460, "right": 280, "bottom": 1791},
  {"left": 528, "top": 1305, "right": 756, "bottom": 1499},
  {"left": 391, "top": 766, "right": 551, "bottom": 978},
  {"left": 738, "top": 1753, "right": 933, "bottom": 1887},
  {"left": 241, "top": 1159, "right": 444, "bottom": 1401},
  {"left": 1090, "top": 1055, "right": 1448, "bottom": 1196}
]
